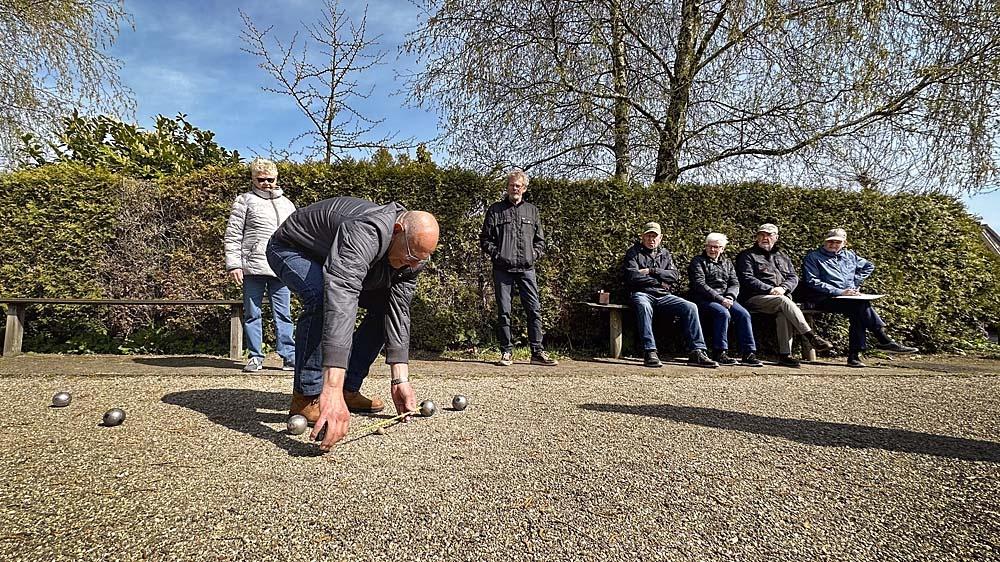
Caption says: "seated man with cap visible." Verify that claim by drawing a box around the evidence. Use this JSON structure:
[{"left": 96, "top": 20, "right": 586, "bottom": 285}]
[
  {"left": 801, "top": 228, "right": 918, "bottom": 368},
  {"left": 735, "top": 223, "right": 833, "bottom": 367},
  {"left": 622, "top": 222, "right": 718, "bottom": 368}
]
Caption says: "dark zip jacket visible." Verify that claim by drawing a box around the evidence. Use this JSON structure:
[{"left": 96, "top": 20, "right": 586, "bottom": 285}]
[
  {"left": 622, "top": 242, "right": 679, "bottom": 297},
  {"left": 479, "top": 198, "right": 545, "bottom": 272},
  {"left": 687, "top": 252, "right": 740, "bottom": 303},
  {"left": 734, "top": 244, "right": 799, "bottom": 301},
  {"left": 271, "top": 196, "right": 419, "bottom": 369}
]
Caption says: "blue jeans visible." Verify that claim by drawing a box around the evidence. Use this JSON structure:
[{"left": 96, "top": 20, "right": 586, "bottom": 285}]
[
  {"left": 493, "top": 268, "right": 544, "bottom": 353},
  {"left": 242, "top": 274, "right": 295, "bottom": 362},
  {"left": 812, "top": 298, "right": 886, "bottom": 352},
  {"left": 697, "top": 301, "right": 756, "bottom": 354},
  {"left": 266, "top": 240, "right": 385, "bottom": 397},
  {"left": 630, "top": 292, "right": 706, "bottom": 352}
]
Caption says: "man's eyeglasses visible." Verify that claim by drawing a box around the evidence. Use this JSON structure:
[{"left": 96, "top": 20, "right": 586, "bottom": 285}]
[
  {"left": 403, "top": 227, "right": 430, "bottom": 266},
  {"left": 255, "top": 177, "right": 277, "bottom": 184}
]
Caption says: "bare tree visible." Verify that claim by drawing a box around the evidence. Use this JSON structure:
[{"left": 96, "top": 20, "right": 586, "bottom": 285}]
[
  {"left": 405, "top": 0, "right": 1000, "bottom": 194},
  {"left": 240, "top": 0, "right": 410, "bottom": 164},
  {"left": 0, "top": 0, "right": 134, "bottom": 168}
]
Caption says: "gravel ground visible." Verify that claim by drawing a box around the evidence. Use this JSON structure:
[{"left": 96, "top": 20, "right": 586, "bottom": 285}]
[{"left": 1, "top": 353, "right": 998, "bottom": 561}]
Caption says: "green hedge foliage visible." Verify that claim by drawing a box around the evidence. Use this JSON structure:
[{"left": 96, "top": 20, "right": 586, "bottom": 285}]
[{"left": 1, "top": 161, "right": 997, "bottom": 355}]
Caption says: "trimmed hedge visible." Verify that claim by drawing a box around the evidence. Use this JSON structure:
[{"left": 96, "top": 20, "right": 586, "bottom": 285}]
[{"left": 1, "top": 161, "right": 997, "bottom": 355}]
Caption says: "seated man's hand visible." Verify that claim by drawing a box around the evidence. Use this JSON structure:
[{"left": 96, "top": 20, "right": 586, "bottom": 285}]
[
  {"left": 638, "top": 268, "right": 650, "bottom": 275},
  {"left": 842, "top": 288, "right": 861, "bottom": 296},
  {"left": 313, "top": 370, "right": 351, "bottom": 451},
  {"left": 721, "top": 297, "right": 734, "bottom": 309},
  {"left": 769, "top": 286, "right": 787, "bottom": 296}
]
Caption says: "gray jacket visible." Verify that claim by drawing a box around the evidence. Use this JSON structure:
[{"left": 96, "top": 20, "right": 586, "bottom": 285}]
[
  {"left": 271, "top": 196, "right": 420, "bottom": 369},
  {"left": 224, "top": 187, "right": 296, "bottom": 276}
]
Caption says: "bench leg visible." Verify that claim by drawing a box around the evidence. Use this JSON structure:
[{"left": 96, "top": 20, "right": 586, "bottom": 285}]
[
  {"left": 609, "top": 309, "right": 623, "bottom": 359},
  {"left": 802, "top": 315, "right": 817, "bottom": 362},
  {"left": 230, "top": 304, "right": 243, "bottom": 361},
  {"left": 4, "top": 303, "right": 25, "bottom": 356}
]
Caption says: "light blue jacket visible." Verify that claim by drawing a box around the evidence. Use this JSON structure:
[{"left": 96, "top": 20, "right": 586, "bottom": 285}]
[{"left": 803, "top": 247, "right": 874, "bottom": 296}]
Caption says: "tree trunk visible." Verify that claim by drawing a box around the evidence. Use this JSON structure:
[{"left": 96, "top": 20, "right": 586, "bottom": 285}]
[
  {"left": 654, "top": 0, "right": 698, "bottom": 184},
  {"left": 610, "top": 0, "right": 630, "bottom": 182}
]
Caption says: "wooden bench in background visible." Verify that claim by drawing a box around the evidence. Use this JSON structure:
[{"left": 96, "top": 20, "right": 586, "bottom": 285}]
[
  {"left": 582, "top": 300, "right": 826, "bottom": 361},
  {"left": 1, "top": 298, "right": 244, "bottom": 360}
]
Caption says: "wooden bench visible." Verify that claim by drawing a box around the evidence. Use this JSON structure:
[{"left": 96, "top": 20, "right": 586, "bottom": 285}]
[
  {"left": 1, "top": 298, "right": 244, "bottom": 360},
  {"left": 582, "top": 300, "right": 826, "bottom": 361}
]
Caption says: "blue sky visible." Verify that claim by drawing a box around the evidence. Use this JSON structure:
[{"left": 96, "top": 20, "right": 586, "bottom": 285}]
[{"left": 111, "top": 0, "right": 1000, "bottom": 228}]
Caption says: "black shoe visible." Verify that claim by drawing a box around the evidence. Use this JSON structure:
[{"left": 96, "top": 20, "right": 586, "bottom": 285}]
[
  {"left": 740, "top": 353, "right": 764, "bottom": 367},
  {"left": 876, "top": 341, "right": 918, "bottom": 354},
  {"left": 713, "top": 350, "right": 738, "bottom": 366},
  {"left": 530, "top": 351, "right": 559, "bottom": 366},
  {"left": 777, "top": 355, "right": 801, "bottom": 368},
  {"left": 847, "top": 357, "right": 867, "bottom": 368},
  {"left": 805, "top": 332, "right": 834, "bottom": 351},
  {"left": 643, "top": 350, "right": 662, "bottom": 368},
  {"left": 688, "top": 349, "right": 719, "bottom": 368}
]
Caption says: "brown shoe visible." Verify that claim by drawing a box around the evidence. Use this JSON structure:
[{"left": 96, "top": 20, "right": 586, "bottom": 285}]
[
  {"left": 290, "top": 392, "right": 320, "bottom": 424},
  {"left": 344, "top": 390, "right": 385, "bottom": 413}
]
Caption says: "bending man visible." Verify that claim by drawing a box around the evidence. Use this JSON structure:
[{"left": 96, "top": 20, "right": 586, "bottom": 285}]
[{"left": 266, "top": 196, "right": 439, "bottom": 450}]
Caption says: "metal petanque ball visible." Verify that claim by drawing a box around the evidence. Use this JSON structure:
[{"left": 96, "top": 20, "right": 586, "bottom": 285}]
[
  {"left": 102, "top": 408, "right": 126, "bottom": 427},
  {"left": 286, "top": 414, "right": 308, "bottom": 435},
  {"left": 419, "top": 400, "right": 437, "bottom": 417},
  {"left": 51, "top": 392, "right": 72, "bottom": 408},
  {"left": 451, "top": 395, "right": 468, "bottom": 411}
]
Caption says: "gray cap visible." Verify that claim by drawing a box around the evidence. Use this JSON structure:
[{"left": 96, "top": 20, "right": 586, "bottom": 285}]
[
  {"left": 642, "top": 222, "right": 662, "bottom": 236},
  {"left": 757, "top": 223, "right": 779, "bottom": 235},
  {"left": 824, "top": 228, "right": 847, "bottom": 242}
]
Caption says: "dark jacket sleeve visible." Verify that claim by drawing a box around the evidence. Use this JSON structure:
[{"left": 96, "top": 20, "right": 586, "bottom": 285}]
[
  {"left": 724, "top": 260, "right": 740, "bottom": 300},
  {"left": 623, "top": 247, "right": 661, "bottom": 290},
  {"left": 653, "top": 251, "right": 679, "bottom": 289},
  {"left": 736, "top": 251, "right": 773, "bottom": 295},
  {"left": 532, "top": 206, "right": 545, "bottom": 261},
  {"left": 321, "top": 221, "right": 380, "bottom": 369},
  {"left": 383, "top": 277, "right": 416, "bottom": 364},
  {"left": 778, "top": 253, "right": 799, "bottom": 293},
  {"left": 687, "top": 257, "right": 722, "bottom": 303},
  {"left": 479, "top": 206, "right": 498, "bottom": 260}
]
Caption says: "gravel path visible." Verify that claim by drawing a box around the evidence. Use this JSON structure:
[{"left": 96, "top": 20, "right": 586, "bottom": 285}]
[{"left": 1, "top": 354, "right": 998, "bottom": 561}]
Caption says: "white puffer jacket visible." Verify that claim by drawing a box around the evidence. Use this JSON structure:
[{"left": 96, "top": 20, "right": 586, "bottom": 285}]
[{"left": 224, "top": 187, "right": 296, "bottom": 277}]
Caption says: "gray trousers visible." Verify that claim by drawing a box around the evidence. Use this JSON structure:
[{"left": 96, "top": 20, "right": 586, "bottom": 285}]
[{"left": 744, "top": 295, "right": 812, "bottom": 355}]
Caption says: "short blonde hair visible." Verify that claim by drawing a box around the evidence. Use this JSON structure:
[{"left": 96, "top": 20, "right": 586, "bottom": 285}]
[
  {"left": 507, "top": 169, "right": 529, "bottom": 186},
  {"left": 705, "top": 232, "right": 729, "bottom": 246},
  {"left": 250, "top": 158, "right": 278, "bottom": 178}
]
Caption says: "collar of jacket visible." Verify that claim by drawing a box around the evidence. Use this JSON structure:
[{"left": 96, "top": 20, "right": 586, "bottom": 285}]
[
  {"left": 818, "top": 247, "right": 842, "bottom": 257},
  {"left": 701, "top": 250, "right": 723, "bottom": 263},
  {"left": 753, "top": 244, "right": 781, "bottom": 256},
  {"left": 635, "top": 241, "right": 663, "bottom": 255},
  {"left": 251, "top": 186, "right": 284, "bottom": 199}
]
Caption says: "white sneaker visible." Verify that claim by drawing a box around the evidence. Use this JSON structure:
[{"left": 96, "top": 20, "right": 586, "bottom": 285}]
[{"left": 243, "top": 357, "right": 263, "bottom": 372}]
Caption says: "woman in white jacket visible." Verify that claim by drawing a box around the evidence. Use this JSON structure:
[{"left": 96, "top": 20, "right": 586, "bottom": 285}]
[{"left": 224, "top": 158, "right": 297, "bottom": 372}]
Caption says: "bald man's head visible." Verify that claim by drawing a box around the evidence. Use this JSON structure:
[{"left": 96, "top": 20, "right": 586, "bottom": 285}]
[{"left": 388, "top": 210, "right": 439, "bottom": 269}]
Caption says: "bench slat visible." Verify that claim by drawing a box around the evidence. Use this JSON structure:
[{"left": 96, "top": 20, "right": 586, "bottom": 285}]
[{"left": 0, "top": 298, "right": 240, "bottom": 305}]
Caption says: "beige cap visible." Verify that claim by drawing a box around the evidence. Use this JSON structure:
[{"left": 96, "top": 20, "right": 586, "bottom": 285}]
[
  {"left": 824, "top": 228, "right": 847, "bottom": 242},
  {"left": 642, "top": 222, "right": 662, "bottom": 236},
  {"left": 757, "top": 223, "right": 779, "bottom": 235}
]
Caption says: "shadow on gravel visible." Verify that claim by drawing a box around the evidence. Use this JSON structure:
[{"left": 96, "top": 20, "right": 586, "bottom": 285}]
[
  {"left": 162, "top": 389, "right": 321, "bottom": 457},
  {"left": 581, "top": 403, "right": 1000, "bottom": 463},
  {"left": 135, "top": 357, "right": 241, "bottom": 369}
]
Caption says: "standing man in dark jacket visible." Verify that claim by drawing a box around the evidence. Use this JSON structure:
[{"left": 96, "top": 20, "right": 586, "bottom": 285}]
[
  {"left": 735, "top": 223, "right": 832, "bottom": 367},
  {"left": 687, "top": 232, "right": 762, "bottom": 366},
  {"left": 479, "top": 169, "right": 558, "bottom": 367},
  {"left": 623, "top": 222, "right": 718, "bottom": 368},
  {"left": 266, "top": 196, "right": 439, "bottom": 450}
]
